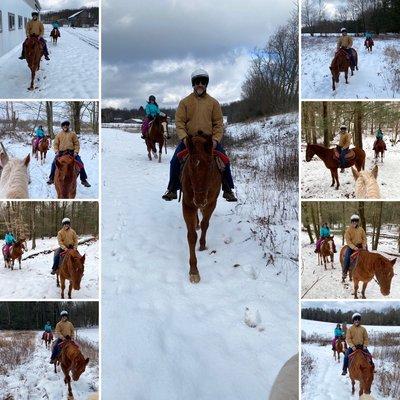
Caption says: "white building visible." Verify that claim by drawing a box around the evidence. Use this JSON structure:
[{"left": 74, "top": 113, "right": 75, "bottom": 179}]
[{"left": 0, "top": 0, "right": 41, "bottom": 58}]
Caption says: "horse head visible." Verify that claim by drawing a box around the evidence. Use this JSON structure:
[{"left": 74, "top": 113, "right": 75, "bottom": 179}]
[
  {"left": 305, "top": 143, "right": 315, "bottom": 162},
  {"left": 375, "top": 257, "right": 396, "bottom": 296},
  {"left": 66, "top": 249, "right": 85, "bottom": 290},
  {"left": 71, "top": 352, "right": 89, "bottom": 381},
  {"left": 56, "top": 155, "right": 77, "bottom": 198}
]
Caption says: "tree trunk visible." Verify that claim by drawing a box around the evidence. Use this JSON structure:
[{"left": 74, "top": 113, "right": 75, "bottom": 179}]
[{"left": 46, "top": 101, "right": 54, "bottom": 139}]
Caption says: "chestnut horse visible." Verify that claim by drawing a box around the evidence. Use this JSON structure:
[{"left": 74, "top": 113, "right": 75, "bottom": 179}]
[
  {"left": 42, "top": 331, "right": 53, "bottom": 349},
  {"left": 32, "top": 137, "right": 50, "bottom": 164},
  {"left": 364, "top": 38, "right": 374, "bottom": 52},
  {"left": 333, "top": 337, "right": 346, "bottom": 362},
  {"left": 349, "top": 348, "right": 374, "bottom": 396},
  {"left": 25, "top": 34, "right": 43, "bottom": 91},
  {"left": 305, "top": 144, "right": 365, "bottom": 190},
  {"left": 3, "top": 240, "right": 26, "bottom": 270},
  {"left": 50, "top": 29, "right": 60, "bottom": 44},
  {"left": 318, "top": 237, "right": 334, "bottom": 270},
  {"left": 340, "top": 247, "right": 396, "bottom": 299},
  {"left": 330, "top": 48, "right": 358, "bottom": 90},
  {"left": 373, "top": 139, "right": 385, "bottom": 163},
  {"left": 54, "top": 337, "right": 89, "bottom": 399},
  {"left": 145, "top": 114, "right": 168, "bottom": 162},
  {"left": 181, "top": 133, "right": 222, "bottom": 283},
  {"left": 56, "top": 248, "right": 85, "bottom": 299},
  {"left": 55, "top": 154, "right": 79, "bottom": 199}
]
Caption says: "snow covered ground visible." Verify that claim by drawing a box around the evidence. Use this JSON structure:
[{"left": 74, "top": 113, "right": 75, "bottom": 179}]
[
  {"left": 301, "top": 35, "right": 400, "bottom": 99},
  {"left": 301, "top": 135, "right": 400, "bottom": 199},
  {"left": 0, "top": 237, "right": 99, "bottom": 300},
  {"left": 0, "top": 25, "right": 99, "bottom": 99},
  {"left": 76, "top": 328, "right": 99, "bottom": 345},
  {"left": 101, "top": 115, "right": 298, "bottom": 399},
  {"left": 0, "top": 330, "right": 99, "bottom": 400},
  {"left": 301, "top": 229, "right": 400, "bottom": 299},
  {"left": 1, "top": 133, "right": 99, "bottom": 199}
]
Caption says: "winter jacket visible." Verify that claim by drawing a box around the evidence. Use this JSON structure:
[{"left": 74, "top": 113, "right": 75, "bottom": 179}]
[
  {"left": 53, "top": 130, "right": 80, "bottom": 154},
  {"left": 337, "top": 35, "right": 353, "bottom": 49},
  {"left": 55, "top": 320, "right": 75, "bottom": 339},
  {"left": 35, "top": 128, "right": 45, "bottom": 138},
  {"left": 44, "top": 323, "right": 52, "bottom": 332},
  {"left": 376, "top": 129, "right": 383, "bottom": 140},
  {"left": 175, "top": 92, "right": 224, "bottom": 143},
  {"left": 320, "top": 226, "right": 331, "bottom": 238},
  {"left": 338, "top": 132, "right": 352, "bottom": 149},
  {"left": 145, "top": 103, "right": 160, "bottom": 118},
  {"left": 334, "top": 328, "right": 344, "bottom": 338},
  {"left": 4, "top": 233, "right": 16, "bottom": 245},
  {"left": 52, "top": 22, "right": 60, "bottom": 29},
  {"left": 365, "top": 32, "right": 372, "bottom": 39},
  {"left": 346, "top": 325, "right": 369, "bottom": 348},
  {"left": 26, "top": 19, "right": 44, "bottom": 37},
  {"left": 57, "top": 228, "right": 78, "bottom": 250},
  {"left": 345, "top": 225, "right": 367, "bottom": 250}
]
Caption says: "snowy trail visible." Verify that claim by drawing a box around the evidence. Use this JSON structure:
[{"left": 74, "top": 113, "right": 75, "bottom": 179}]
[
  {"left": 301, "top": 36, "right": 400, "bottom": 99},
  {"left": 0, "top": 25, "right": 99, "bottom": 99},
  {"left": 102, "top": 128, "right": 298, "bottom": 399},
  {"left": 0, "top": 332, "right": 99, "bottom": 400}
]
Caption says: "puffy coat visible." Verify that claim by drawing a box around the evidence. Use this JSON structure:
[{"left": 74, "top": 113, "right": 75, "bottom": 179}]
[{"left": 145, "top": 103, "right": 160, "bottom": 118}]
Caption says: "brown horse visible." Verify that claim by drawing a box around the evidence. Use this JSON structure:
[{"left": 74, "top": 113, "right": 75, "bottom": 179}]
[
  {"left": 56, "top": 248, "right": 85, "bottom": 299},
  {"left": 349, "top": 349, "right": 374, "bottom": 396},
  {"left": 181, "top": 133, "right": 222, "bottom": 283},
  {"left": 50, "top": 29, "right": 60, "bottom": 44},
  {"left": 145, "top": 114, "right": 168, "bottom": 162},
  {"left": 32, "top": 137, "right": 50, "bottom": 164},
  {"left": 305, "top": 144, "right": 365, "bottom": 190},
  {"left": 25, "top": 34, "right": 43, "bottom": 91},
  {"left": 55, "top": 154, "right": 79, "bottom": 199},
  {"left": 373, "top": 139, "right": 385, "bottom": 163},
  {"left": 318, "top": 237, "right": 335, "bottom": 270},
  {"left": 340, "top": 247, "right": 396, "bottom": 299},
  {"left": 333, "top": 337, "right": 346, "bottom": 362},
  {"left": 55, "top": 337, "right": 89, "bottom": 399},
  {"left": 330, "top": 48, "right": 358, "bottom": 90},
  {"left": 364, "top": 38, "right": 374, "bottom": 52},
  {"left": 3, "top": 240, "right": 26, "bottom": 270},
  {"left": 42, "top": 331, "right": 53, "bottom": 349}
]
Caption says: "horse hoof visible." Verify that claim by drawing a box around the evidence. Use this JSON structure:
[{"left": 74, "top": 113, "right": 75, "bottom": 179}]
[
  {"left": 199, "top": 245, "right": 207, "bottom": 251},
  {"left": 189, "top": 274, "right": 200, "bottom": 284}
]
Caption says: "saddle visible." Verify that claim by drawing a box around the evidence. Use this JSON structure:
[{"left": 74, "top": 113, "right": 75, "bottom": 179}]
[
  {"left": 177, "top": 149, "right": 230, "bottom": 172},
  {"left": 349, "top": 247, "right": 364, "bottom": 272},
  {"left": 333, "top": 149, "right": 355, "bottom": 161},
  {"left": 349, "top": 349, "right": 373, "bottom": 367}
]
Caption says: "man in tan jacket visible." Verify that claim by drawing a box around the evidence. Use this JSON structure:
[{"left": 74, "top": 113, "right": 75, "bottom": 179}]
[
  {"left": 162, "top": 69, "right": 237, "bottom": 202},
  {"left": 337, "top": 125, "right": 352, "bottom": 172},
  {"left": 51, "top": 217, "right": 78, "bottom": 275},
  {"left": 50, "top": 310, "right": 75, "bottom": 363},
  {"left": 47, "top": 120, "right": 91, "bottom": 187},
  {"left": 337, "top": 28, "right": 355, "bottom": 69},
  {"left": 19, "top": 11, "right": 50, "bottom": 61}
]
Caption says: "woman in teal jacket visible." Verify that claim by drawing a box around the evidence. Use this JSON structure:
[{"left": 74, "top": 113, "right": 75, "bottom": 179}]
[
  {"left": 373, "top": 128, "right": 386, "bottom": 151},
  {"left": 3, "top": 231, "right": 16, "bottom": 257},
  {"left": 315, "top": 223, "right": 336, "bottom": 253},
  {"left": 141, "top": 95, "right": 160, "bottom": 138},
  {"left": 332, "top": 323, "right": 344, "bottom": 349},
  {"left": 33, "top": 125, "right": 45, "bottom": 151}
]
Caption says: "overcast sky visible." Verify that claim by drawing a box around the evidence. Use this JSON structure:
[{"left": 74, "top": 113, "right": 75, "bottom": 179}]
[
  {"left": 302, "top": 301, "right": 400, "bottom": 312},
  {"left": 102, "top": 0, "right": 294, "bottom": 109},
  {"left": 40, "top": 0, "right": 98, "bottom": 11}
]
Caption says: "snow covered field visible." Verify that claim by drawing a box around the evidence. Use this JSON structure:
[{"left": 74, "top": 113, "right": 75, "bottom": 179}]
[
  {"left": 1, "top": 133, "right": 99, "bottom": 199},
  {"left": 0, "top": 237, "right": 99, "bottom": 300},
  {"left": 0, "top": 25, "right": 99, "bottom": 99},
  {"left": 301, "top": 35, "right": 400, "bottom": 99},
  {"left": 301, "top": 135, "right": 400, "bottom": 199},
  {"left": 101, "top": 115, "right": 298, "bottom": 399},
  {"left": 0, "top": 330, "right": 99, "bottom": 400}
]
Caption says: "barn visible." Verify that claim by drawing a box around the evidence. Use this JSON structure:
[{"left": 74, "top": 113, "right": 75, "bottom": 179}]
[
  {"left": 0, "top": 0, "right": 41, "bottom": 58},
  {"left": 68, "top": 9, "right": 99, "bottom": 28}
]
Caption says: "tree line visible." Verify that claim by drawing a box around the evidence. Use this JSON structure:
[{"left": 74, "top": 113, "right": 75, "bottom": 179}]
[
  {"left": 41, "top": 7, "right": 99, "bottom": 24},
  {"left": 0, "top": 302, "right": 98, "bottom": 330},
  {"left": 101, "top": 106, "right": 176, "bottom": 123}
]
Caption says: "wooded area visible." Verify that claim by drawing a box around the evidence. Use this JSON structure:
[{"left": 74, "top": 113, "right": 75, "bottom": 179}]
[
  {"left": 302, "top": 0, "right": 400, "bottom": 34},
  {"left": 302, "top": 201, "right": 400, "bottom": 251},
  {"left": 0, "top": 302, "right": 98, "bottom": 330},
  {"left": 302, "top": 101, "right": 400, "bottom": 146}
]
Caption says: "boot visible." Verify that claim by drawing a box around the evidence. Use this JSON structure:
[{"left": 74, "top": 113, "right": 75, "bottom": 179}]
[
  {"left": 47, "top": 178, "right": 54, "bottom": 185},
  {"left": 340, "top": 168, "right": 345, "bottom": 173},
  {"left": 45, "top": 55, "right": 50, "bottom": 61},
  {"left": 50, "top": 269, "right": 56, "bottom": 275},
  {"left": 314, "top": 249, "right": 319, "bottom": 253},
  {"left": 341, "top": 369, "right": 347, "bottom": 376},
  {"left": 223, "top": 190, "right": 237, "bottom": 202},
  {"left": 162, "top": 190, "right": 177, "bottom": 201},
  {"left": 81, "top": 180, "right": 91, "bottom": 187}
]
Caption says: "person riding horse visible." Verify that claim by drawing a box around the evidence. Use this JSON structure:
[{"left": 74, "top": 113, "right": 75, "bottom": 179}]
[
  {"left": 337, "top": 125, "right": 352, "bottom": 173},
  {"left": 19, "top": 11, "right": 50, "bottom": 61},
  {"left": 342, "top": 313, "right": 374, "bottom": 375},
  {"left": 47, "top": 120, "right": 91, "bottom": 188},
  {"left": 315, "top": 223, "right": 337, "bottom": 253},
  {"left": 332, "top": 323, "right": 344, "bottom": 350},
  {"left": 51, "top": 20, "right": 61, "bottom": 36},
  {"left": 373, "top": 128, "right": 386, "bottom": 151},
  {"left": 50, "top": 310, "right": 75, "bottom": 364},
  {"left": 33, "top": 125, "right": 46, "bottom": 152},
  {"left": 337, "top": 28, "right": 354, "bottom": 69},
  {"left": 162, "top": 69, "right": 237, "bottom": 202},
  {"left": 3, "top": 230, "right": 16, "bottom": 258},
  {"left": 141, "top": 95, "right": 161, "bottom": 139},
  {"left": 342, "top": 215, "right": 367, "bottom": 281},
  {"left": 364, "top": 31, "right": 373, "bottom": 47},
  {"left": 50, "top": 218, "right": 78, "bottom": 275},
  {"left": 44, "top": 320, "right": 52, "bottom": 333}
]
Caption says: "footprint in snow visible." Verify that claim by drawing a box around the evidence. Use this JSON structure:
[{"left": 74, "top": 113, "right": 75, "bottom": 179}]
[{"left": 244, "top": 307, "right": 265, "bottom": 331}]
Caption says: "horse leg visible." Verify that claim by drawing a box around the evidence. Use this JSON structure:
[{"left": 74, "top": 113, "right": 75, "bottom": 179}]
[
  {"left": 351, "top": 380, "right": 355, "bottom": 395},
  {"left": 60, "top": 277, "right": 65, "bottom": 299},
  {"left": 68, "top": 281, "right": 72, "bottom": 299},
  {"left": 19, "top": 257, "right": 21, "bottom": 270},
  {"left": 361, "top": 281, "right": 368, "bottom": 299},
  {"left": 330, "top": 170, "right": 335, "bottom": 187},
  {"left": 332, "top": 76, "right": 335, "bottom": 91},
  {"left": 334, "top": 169, "right": 340, "bottom": 190},
  {"left": 158, "top": 143, "right": 162, "bottom": 163},
  {"left": 323, "top": 256, "right": 327, "bottom": 270},
  {"left": 56, "top": 273, "right": 60, "bottom": 287},
  {"left": 29, "top": 68, "right": 35, "bottom": 90},
  {"left": 353, "top": 279, "right": 359, "bottom": 299},
  {"left": 345, "top": 68, "right": 349, "bottom": 82},
  {"left": 331, "top": 254, "right": 335, "bottom": 269},
  {"left": 183, "top": 204, "right": 200, "bottom": 283}
]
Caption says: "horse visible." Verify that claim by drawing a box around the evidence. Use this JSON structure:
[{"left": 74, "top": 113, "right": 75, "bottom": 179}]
[
  {"left": 364, "top": 38, "right": 374, "bottom": 52},
  {"left": 333, "top": 337, "right": 346, "bottom": 362},
  {"left": 25, "top": 34, "right": 43, "bottom": 91},
  {"left": 181, "top": 133, "right": 222, "bottom": 283},
  {"left": 50, "top": 28, "right": 60, "bottom": 45},
  {"left": 54, "top": 153, "right": 79, "bottom": 199},
  {"left": 56, "top": 248, "right": 85, "bottom": 299},
  {"left": 3, "top": 240, "right": 26, "bottom": 270},
  {"left": 352, "top": 166, "right": 380, "bottom": 199},
  {"left": 373, "top": 139, "right": 385, "bottom": 163},
  {"left": 330, "top": 48, "right": 358, "bottom": 90},
  {"left": 339, "top": 247, "right": 396, "bottom": 299},
  {"left": 305, "top": 144, "right": 365, "bottom": 190},
  {"left": 32, "top": 137, "right": 50, "bottom": 164},
  {"left": 54, "top": 337, "right": 89, "bottom": 399},
  {"left": 318, "top": 237, "right": 335, "bottom": 270},
  {"left": 349, "top": 348, "right": 374, "bottom": 397},
  {"left": 42, "top": 331, "right": 53, "bottom": 349},
  {"left": 145, "top": 114, "right": 168, "bottom": 162}
]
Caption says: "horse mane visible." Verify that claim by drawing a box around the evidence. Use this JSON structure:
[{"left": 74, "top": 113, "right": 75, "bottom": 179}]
[
  {"left": 359, "top": 251, "right": 392, "bottom": 276},
  {"left": 0, "top": 158, "right": 29, "bottom": 198},
  {"left": 354, "top": 170, "right": 380, "bottom": 199}
]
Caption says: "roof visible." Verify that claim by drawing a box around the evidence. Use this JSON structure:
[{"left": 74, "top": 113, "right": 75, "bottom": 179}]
[
  {"left": 68, "top": 10, "right": 84, "bottom": 20},
  {"left": 24, "top": 0, "right": 42, "bottom": 10}
]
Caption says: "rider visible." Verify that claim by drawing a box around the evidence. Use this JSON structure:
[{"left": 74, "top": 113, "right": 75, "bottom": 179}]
[
  {"left": 50, "top": 310, "right": 75, "bottom": 364},
  {"left": 337, "top": 125, "right": 352, "bottom": 173},
  {"left": 162, "top": 69, "right": 237, "bottom": 202},
  {"left": 3, "top": 230, "right": 16, "bottom": 258},
  {"left": 33, "top": 125, "right": 45, "bottom": 152},
  {"left": 373, "top": 127, "right": 386, "bottom": 151},
  {"left": 44, "top": 320, "right": 52, "bottom": 333},
  {"left": 141, "top": 95, "right": 160, "bottom": 139},
  {"left": 342, "top": 313, "right": 373, "bottom": 375},
  {"left": 332, "top": 323, "right": 344, "bottom": 350},
  {"left": 50, "top": 218, "right": 78, "bottom": 275},
  {"left": 47, "top": 120, "right": 91, "bottom": 188},
  {"left": 315, "top": 222, "right": 337, "bottom": 253},
  {"left": 19, "top": 11, "right": 50, "bottom": 61},
  {"left": 342, "top": 214, "right": 367, "bottom": 281},
  {"left": 337, "top": 28, "right": 354, "bottom": 69}
]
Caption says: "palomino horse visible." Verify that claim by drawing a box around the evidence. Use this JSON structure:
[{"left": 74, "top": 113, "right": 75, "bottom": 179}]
[
  {"left": 32, "top": 137, "right": 50, "bottom": 164},
  {"left": 330, "top": 48, "right": 358, "bottom": 90},
  {"left": 181, "top": 133, "right": 222, "bottom": 283},
  {"left": 3, "top": 240, "right": 26, "bottom": 270},
  {"left": 42, "top": 331, "right": 53, "bottom": 349},
  {"left": 305, "top": 144, "right": 365, "bottom": 190},
  {"left": 50, "top": 29, "right": 60, "bottom": 44},
  {"left": 54, "top": 337, "right": 89, "bottom": 399},
  {"left": 373, "top": 139, "right": 385, "bottom": 163},
  {"left": 364, "top": 38, "right": 374, "bottom": 52},
  {"left": 352, "top": 166, "right": 380, "bottom": 199},
  {"left": 340, "top": 247, "right": 396, "bottom": 299},
  {"left": 318, "top": 237, "right": 335, "bottom": 270},
  {"left": 55, "top": 153, "right": 79, "bottom": 199},
  {"left": 349, "top": 348, "right": 374, "bottom": 397},
  {"left": 56, "top": 248, "right": 85, "bottom": 299},
  {"left": 333, "top": 337, "right": 346, "bottom": 362},
  {"left": 145, "top": 114, "right": 168, "bottom": 162},
  {"left": 25, "top": 34, "right": 43, "bottom": 91}
]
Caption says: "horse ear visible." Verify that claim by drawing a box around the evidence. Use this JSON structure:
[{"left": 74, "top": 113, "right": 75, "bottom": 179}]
[
  {"left": 23, "top": 154, "right": 30, "bottom": 166},
  {"left": 351, "top": 167, "right": 359, "bottom": 180},
  {"left": 0, "top": 152, "right": 8, "bottom": 167},
  {"left": 371, "top": 164, "right": 378, "bottom": 179},
  {"left": 391, "top": 258, "right": 396, "bottom": 266},
  {"left": 85, "top": 357, "right": 89, "bottom": 365}
]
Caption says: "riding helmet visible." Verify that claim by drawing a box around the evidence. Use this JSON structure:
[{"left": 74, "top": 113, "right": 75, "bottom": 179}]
[
  {"left": 350, "top": 214, "right": 360, "bottom": 222},
  {"left": 149, "top": 95, "right": 156, "bottom": 102},
  {"left": 60, "top": 310, "right": 69, "bottom": 316},
  {"left": 340, "top": 27, "right": 347, "bottom": 32},
  {"left": 61, "top": 120, "right": 70, "bottom": 127},
  {"left": 191, "top": 69, "right": 209, "bottom": 86},
  {"left": 340, "top": 125, "right": 347, "bottom": 130},
  {"left": 352, "top": 313, "right": 361, "bottom": 321},
  {"left": 32, "top": 11, "right": 39, "bottom": 17},
  {"left": 62, "top": 217, "right": 71, "bottom": 225}
]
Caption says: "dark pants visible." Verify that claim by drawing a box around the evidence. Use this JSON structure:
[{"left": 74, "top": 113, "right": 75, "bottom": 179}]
[
  {"left": 167, "top": 140, "right": 234, "bottom": 192},
  {"left": 52, "top": 247, "right": 63, "bottom": 271},
  {"left": 338, "top": 146, "right": 348, "bottom": 168},
  {"left": 343, "top": 246, "right": 353, "bottom": 278},
  {"left": 22, "top": 37, "right": 49, "bottom": 57},
  {"left": 344, "top": 48, "right": 355, "bottom": 69},
  {"left": 49, "top": 153, "right": 88, "bottom": 181},
  {"left": 51, "top": 338, "right": 62, "bottom": 360},
  {"left": 343, "top": 347, "right": 371, "bottom": 371}
]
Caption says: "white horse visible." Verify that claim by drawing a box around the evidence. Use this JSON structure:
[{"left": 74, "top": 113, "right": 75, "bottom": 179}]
[
  {"left": 269, "top": 353, "right": 298, "bottom": 400},
  {"left": 352, "top": 165, "right": 380, "bottom": 199}
]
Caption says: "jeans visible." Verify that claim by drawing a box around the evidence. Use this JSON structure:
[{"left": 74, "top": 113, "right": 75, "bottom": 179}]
[
  {"left": 344, "top": 48, "right": 355, "bottom": 68},
  {"left": 338, "top": 146, "right": 348, "bottom": 168},
  {"left": 52, "top": 248, "right": 63, "bottom": 271},
  {"left": 51, "top": 338, "right": 62, "bottom": 360},
  {"left": 343, "top": 246, "right": 353, "bottom": 275},
  {"left": 49, "top": 153, "right": 88, "bottom": 181}
]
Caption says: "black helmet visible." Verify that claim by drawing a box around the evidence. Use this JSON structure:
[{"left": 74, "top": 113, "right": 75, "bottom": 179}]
[
  {"left": 32, "top": 11, "right": 39, "bottom": 17},
  {"left": 61, "top": 120, "right": 70, "bottom": 127},
  {"left": 149, "top": 95, "right": 156, "bottom": 102}
]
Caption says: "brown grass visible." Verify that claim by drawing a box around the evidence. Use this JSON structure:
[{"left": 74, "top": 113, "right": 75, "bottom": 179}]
[{"left": 301, "top": 349, "right": 315, "bottom": 391}]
